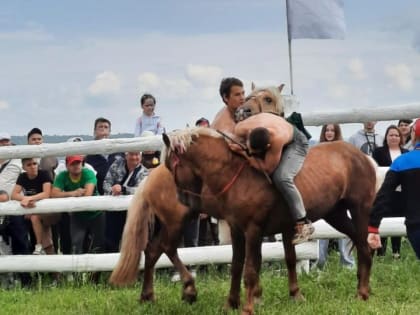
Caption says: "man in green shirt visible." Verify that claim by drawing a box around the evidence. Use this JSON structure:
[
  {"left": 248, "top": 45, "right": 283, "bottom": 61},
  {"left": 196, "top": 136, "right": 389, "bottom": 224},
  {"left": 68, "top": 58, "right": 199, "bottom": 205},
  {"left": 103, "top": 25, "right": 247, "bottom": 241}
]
[{"left": 52, "top": 155, "right": 104, "bottom": 254}]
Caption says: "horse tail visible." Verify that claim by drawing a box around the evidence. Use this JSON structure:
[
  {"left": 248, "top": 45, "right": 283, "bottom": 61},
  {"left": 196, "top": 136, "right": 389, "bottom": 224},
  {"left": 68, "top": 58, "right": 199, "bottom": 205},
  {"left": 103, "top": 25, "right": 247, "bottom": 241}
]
[{"left": 110, "top": 177, "right": 151, "bottom": 286}]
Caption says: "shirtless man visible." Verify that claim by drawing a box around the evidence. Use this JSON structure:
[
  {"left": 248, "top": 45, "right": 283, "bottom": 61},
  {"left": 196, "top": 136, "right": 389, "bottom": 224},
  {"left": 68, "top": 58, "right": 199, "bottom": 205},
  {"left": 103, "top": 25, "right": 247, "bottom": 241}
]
[
  {"left": 229, "top": 112, "right": 314, "bottom": 245},
  {"left": 211, "top": 77, "right": 245, "bottom": 132}
]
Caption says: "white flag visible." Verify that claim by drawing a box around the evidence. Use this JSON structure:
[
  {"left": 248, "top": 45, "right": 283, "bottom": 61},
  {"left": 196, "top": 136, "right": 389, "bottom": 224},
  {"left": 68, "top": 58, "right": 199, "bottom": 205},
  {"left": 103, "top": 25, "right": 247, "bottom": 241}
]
[{"left": 287, "top": 0, "right": 346, "bottom": 40}]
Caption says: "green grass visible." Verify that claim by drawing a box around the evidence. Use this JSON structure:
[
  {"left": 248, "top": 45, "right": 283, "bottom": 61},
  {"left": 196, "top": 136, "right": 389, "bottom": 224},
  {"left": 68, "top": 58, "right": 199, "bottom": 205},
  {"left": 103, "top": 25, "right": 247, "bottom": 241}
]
[{"left": 1, "top": 241, "right": 419, "bottom": 315}]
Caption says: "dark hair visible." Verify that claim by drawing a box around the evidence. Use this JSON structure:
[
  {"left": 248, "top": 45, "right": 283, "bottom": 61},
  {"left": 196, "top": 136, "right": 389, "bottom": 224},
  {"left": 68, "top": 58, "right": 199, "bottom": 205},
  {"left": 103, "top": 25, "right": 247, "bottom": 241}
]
[
  {"left": 319, "top": 124, "right": 343, "bottom": 142},
  {"left": 94, "top": 117, "right": 111, "bottom": 130},
  {"left": 219, "top": 77, "right": 243, "bottom": 103},
  {"left": 21, "top": 157, "right": 37, "bottom": 165},
  {"left": 383, "top": 124, "right": 403, "bottom": 147},
  {"left": 0, "top": 189, "right": 8, "bottom": 196},
  {"left": 398, "top": 119, "right": 413, "bottom": 126},
  {"left": 195, "top": 117, "right": 210, "bottom": 126},
  {"left": 140, "top": 93, "right": 156, "bottom": 106},
  {"left": 249, "top": 127, "right": 270, "bottom": 152},
  {"left": 27, "top": 127, "right": 42, "bottom": 140}
]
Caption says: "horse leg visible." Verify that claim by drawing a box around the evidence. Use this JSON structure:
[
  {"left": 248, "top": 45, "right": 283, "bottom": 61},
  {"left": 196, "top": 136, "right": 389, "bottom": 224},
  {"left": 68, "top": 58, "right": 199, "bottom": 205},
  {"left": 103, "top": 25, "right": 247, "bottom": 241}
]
[
  {"left": 347, "top": 208, "right": 372, "bottom": 300},
  {"left": 324, "top": 207, "right": 371, "bottom": 300},
  {"left": 160, "top": 221, "right": 197, "bottom": 304},
  {"left": 224, "top": 225, "right": 245, "bottom": 311},
  {"left": 140, "top": 237, "right": 163, "bottom": 302},
  {"left": 241, "top": 226, "right": 263, "bottom": 315},
  {"left": 282, "top": 230, "right": 304, "bottom": 301}
]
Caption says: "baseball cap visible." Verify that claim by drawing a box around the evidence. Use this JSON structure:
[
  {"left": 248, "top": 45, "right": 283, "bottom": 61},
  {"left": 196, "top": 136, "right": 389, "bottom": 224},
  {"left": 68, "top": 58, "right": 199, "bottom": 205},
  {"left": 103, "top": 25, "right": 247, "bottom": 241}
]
[
  {"left": 414, "top": 119, "right": 420, "bottom": 138},
  {"left": 65, "top": 155, "right": 84, "bottom": 165},
  {"left": 0, "top": 132, "right": 11, "bottom": 141},
  {"left": 195, "top": 117, "right": 210, "bottom": 126}
]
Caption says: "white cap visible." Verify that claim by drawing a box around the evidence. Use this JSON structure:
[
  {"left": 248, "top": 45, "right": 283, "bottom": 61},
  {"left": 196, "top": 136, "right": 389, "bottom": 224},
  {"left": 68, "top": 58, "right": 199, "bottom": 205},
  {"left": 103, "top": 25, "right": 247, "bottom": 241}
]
[{"left": 0, "top": 132, "right": 11, "bottom": 141}]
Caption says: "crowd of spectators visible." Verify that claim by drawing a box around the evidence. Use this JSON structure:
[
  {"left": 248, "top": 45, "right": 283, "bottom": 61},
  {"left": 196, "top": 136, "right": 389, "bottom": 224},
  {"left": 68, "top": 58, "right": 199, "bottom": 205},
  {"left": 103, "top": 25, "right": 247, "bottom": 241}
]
[{"left": 1, "top": 81, "right": 419, "bottom": 288}]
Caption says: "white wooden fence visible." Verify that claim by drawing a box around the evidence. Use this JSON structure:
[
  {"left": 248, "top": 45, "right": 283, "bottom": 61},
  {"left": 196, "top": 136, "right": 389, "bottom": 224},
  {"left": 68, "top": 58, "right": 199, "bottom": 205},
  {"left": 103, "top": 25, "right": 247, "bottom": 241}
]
[{"left": 0, "top": 108, "right": 414, "bottom": 273}]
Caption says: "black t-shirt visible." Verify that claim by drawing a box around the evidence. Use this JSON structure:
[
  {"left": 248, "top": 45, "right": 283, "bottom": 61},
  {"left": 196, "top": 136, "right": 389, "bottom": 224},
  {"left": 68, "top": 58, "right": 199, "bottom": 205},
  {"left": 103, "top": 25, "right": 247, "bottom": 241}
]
[{"left": 16, "top": 170, "right": 52, "bottom": 196}]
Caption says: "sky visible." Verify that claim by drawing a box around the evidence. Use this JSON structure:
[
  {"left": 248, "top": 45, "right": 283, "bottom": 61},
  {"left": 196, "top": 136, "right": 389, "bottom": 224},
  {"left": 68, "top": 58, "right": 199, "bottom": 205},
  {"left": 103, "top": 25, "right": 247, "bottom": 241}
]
[{"left": 1, "top": 0, "right": 420, "bottom": 138}]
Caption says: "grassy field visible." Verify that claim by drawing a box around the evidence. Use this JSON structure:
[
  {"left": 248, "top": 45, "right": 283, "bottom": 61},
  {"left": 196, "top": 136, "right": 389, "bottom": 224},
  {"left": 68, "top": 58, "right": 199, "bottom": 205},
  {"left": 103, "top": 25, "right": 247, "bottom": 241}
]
[{"left": 1, "top": 241, "right": 419, "bottom": 315}]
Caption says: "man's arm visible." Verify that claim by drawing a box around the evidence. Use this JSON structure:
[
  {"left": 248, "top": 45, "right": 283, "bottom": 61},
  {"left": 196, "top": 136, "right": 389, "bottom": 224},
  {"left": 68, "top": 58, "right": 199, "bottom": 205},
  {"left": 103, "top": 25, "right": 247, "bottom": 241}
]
[{"left": 367, "top": 170, "right": 401, "bottom": 249}]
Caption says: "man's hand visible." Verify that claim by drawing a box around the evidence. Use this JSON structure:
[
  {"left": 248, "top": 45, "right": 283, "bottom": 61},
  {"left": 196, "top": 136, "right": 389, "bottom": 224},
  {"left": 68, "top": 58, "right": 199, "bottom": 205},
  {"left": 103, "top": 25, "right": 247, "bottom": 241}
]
[
  {"left": 20, "top": 197, "right": 36, "bottom": 208},
  {"left": 111, "top": 184, "right": 122, "bottom": 196},
  {"left": 367, "top": 233, "right": 382, "bottom": 249},
  {"left": 72, "top": 188, "right": 86, "bottom": 197}
]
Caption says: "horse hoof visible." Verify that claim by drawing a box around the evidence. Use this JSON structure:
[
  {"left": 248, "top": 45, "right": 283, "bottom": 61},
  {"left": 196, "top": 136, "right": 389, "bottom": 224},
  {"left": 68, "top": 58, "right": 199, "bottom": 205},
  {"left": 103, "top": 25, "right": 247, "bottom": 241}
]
[
  {"left": 223, "top": 296, "right": 240, "bottom": 311},
  {"left": 182, "top": 285, "right": 197, "bottom": 304},
  {"left": 290, "top": 292, "right": 305, "bottom": 302},
  {"left": 139, "top": 292, "right": 155, "bottom": 303},
  {"left": 356, "top": 292, "right": 369, "bottom": 301},
  {"left": 241, "top": 306, "right": 254, "bottom": 315}
]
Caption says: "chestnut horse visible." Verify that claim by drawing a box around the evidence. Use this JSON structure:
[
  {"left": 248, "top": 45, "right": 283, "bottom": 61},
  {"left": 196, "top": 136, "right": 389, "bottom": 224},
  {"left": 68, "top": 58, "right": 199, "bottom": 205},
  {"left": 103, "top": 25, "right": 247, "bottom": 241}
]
[
  {"left": 110, "top": 85, "right": 286, "bottom": 307},
  {"left": 162, "top": 127, "right": 376, "bottom": 315}
]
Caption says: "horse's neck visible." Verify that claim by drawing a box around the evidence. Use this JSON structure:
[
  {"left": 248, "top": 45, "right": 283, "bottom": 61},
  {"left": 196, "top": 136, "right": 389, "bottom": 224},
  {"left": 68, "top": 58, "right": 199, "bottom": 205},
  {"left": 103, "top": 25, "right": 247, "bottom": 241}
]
[{"left": 191, "top": 139, "right": 241, "bottom": 193}]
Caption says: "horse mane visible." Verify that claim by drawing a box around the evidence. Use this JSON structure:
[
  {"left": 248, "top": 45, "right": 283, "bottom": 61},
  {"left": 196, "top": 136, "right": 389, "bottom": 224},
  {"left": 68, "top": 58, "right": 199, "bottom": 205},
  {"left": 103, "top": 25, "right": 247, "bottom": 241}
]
[{"left": 163, "top": 127, "right": 222, "bottom": 155}]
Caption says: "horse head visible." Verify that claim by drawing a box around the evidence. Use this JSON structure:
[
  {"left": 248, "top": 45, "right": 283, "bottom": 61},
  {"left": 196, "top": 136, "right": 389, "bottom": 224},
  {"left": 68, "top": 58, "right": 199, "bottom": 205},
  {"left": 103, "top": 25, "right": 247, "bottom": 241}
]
[
  {"left": 162, "top": 131, "right": 203, "bottom": 209},
  {"left": 235, "top": 84, "right": 285, "bottom": 122}
]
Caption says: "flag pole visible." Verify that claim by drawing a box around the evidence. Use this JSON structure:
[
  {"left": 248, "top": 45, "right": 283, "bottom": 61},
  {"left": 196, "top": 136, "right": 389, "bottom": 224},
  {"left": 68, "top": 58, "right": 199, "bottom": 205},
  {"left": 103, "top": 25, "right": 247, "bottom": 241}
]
[{"left": 285, "top": 0, "right": 294, "bottom": 95}]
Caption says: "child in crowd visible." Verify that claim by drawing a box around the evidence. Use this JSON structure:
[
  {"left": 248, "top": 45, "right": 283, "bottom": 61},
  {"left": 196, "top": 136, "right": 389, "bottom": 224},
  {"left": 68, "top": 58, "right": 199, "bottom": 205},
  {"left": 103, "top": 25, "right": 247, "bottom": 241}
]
[
  {"left": 134, "top": 93, "right": 165, "bottom": 136},
  {"left": 11, "top": 158, "right": 53, "bottom": 255}
]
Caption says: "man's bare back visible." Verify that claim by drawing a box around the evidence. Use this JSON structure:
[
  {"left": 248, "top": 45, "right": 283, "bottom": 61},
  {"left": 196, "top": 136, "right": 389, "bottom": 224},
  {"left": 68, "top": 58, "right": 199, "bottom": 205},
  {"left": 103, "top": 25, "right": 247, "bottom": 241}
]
[{"left": 232, "top": 113, "right": 294, "bottom": 173}]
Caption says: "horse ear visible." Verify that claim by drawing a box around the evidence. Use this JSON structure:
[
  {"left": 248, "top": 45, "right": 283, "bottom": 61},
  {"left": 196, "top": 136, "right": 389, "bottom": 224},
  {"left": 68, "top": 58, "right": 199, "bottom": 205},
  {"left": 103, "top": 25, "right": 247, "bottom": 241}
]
[
  {"left": 278, "top": 84, "right": 285, "bottom": 93},
  {"left": 251, "top": 82, "right": 256, "bottom": 91},
  {"left": 162, "top": 133, "right": 171, "bottom": 148}
]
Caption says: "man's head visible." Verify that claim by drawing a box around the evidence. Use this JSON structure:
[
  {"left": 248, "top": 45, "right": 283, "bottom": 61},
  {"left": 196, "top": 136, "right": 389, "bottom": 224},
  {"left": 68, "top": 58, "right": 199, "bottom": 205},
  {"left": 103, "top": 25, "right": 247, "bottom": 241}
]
[
  {"left": 125, "top": 151, "right": 142, "bottom": 168},
  {"left": 65, "top": 155, "right": 84, "bottom": 176},
  {"left": 0, "top": 132, "right": 11, "bottom": 146},
  {"left": 94, "top": 117, "right": 111, "bottom": 140},
  {"left": 195, "top": 117, "right": 210, "bottom": 127},
  {"left": 248, "top": 127, "right": 271, "bottom": 157},
  {"left": 363, "top": 121, "right": 376, "bottom": 132},
  {"left": 27, "top": 128, "right": 43, "bottom": 145},
  {"left": 21, "top": 158, "right": 39, "bottom": 177},
  {"left": 219, "top": 77, "right": 245, "bottom": 110},
  {"left": 140, "top": 93, "right": 156, "bottom": 116}
]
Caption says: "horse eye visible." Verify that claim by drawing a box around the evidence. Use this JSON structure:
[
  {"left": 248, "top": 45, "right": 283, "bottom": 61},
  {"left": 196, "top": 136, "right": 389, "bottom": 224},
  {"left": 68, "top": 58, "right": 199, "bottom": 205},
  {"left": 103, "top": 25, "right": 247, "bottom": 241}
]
[{"left": 264, "top": 97, "right": 272, "bottom": 103}]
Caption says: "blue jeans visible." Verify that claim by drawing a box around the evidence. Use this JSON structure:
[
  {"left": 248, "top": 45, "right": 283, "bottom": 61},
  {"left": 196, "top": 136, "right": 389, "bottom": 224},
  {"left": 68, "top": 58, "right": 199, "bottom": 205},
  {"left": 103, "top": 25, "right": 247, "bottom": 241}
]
[
  {"left": 271, "top": 128, "right": 309, "bottom": 221},
  {"left": 406, "top": 226, "right": 420, "bottom": 259},
  {"left": 318, "top": 238, "right": 354, "bottom": 268}
]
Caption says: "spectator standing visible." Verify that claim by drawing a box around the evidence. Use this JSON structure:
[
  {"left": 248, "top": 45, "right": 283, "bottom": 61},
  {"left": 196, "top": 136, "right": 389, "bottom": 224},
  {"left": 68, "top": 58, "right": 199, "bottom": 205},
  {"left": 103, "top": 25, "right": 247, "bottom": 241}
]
[
  {"left": 372, "top": 125, "right": 408, "bottom": 258},
  {"left": 348, "top": 121, "right": 384, "bottom": 156},
  {"left": 103, "top": 151, "right": 148, "bottom": 252},
  {"left": 134, "top": 93, "right": 165, "bottom": 137},
  {"left": 316, "top": 124, "right": 354, "bottom": 269},
  {"left": 0, "top": 132, "right": 32, "bottom": 287},
  {"left": 398, "top": 119, "right": 413, "bottom": 150},
  {"left": 11, "top": 158, "right": 53, "bottom": 255},
  {"left": 85, "top": 117, "right": 124, "bottom": 254},
  {"left": 368, "top": 119, "right": 420, "bottom": 259},
  {"left": 195, "top": 117, "right": 219, "bottom": 247},
  {"left": 51, "top": 155, "right": 104, "bottom": 256}
]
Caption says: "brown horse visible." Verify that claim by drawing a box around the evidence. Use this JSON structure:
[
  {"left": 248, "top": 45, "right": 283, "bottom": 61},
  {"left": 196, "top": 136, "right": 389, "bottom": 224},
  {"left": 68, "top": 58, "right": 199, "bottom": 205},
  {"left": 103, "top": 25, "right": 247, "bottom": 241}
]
[
  {"left": 162, "top": 127, "right": 376, "bottom": 315},
  {"left": 110, "top": 85, "right": 287, "bottom": 308}
]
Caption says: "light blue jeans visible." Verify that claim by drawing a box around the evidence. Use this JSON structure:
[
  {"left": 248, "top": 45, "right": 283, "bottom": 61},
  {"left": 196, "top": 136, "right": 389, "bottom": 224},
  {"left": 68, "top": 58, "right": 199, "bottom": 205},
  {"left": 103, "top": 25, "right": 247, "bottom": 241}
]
[
  {"left": 271, "top": 128, "right": 309, "bottom": 221},
  {"left": 317, "top": 238, "right": 355, "bottom": 268}
]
